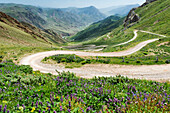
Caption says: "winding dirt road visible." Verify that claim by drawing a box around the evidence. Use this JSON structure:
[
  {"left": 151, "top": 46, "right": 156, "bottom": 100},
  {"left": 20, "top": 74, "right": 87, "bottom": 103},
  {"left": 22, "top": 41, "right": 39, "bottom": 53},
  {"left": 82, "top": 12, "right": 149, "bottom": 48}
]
[
  {"left": 20, "top": 31, "right": 170, "bottom": 81},
  {"left": 112, "top": 30, "right": 138, "bottom": 47}
]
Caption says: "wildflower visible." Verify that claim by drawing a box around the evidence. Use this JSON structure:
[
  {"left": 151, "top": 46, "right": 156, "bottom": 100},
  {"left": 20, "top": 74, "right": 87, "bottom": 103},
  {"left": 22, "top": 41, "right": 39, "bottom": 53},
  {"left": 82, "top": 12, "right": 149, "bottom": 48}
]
[
  {"left": 3, "top": 106, "right": 6, "bottom": 113},
  {"left": 31, "top": 107, "right": 35, "bottom": 112},
  {"left": 60, "top": 96, "right": 63, "bottom": 103},
  {"left": 109, "top": 98, "right": 112, "bottom": 102},
  {"left": 67, "top": 109, "right": 71, "bottom": 113},
  {"left": 60, "top": 106, "right": 63, "bottom": 111},
  {"left": 39, "top": 83, "right": 41, "bottom": 86},
  {"left": 51, "top": 101, "right": 54, "bottom": 106},
  {"left": 46, "top": 107, "right": 48, "bottom": 110},
  {"left": 38, "top": 90, "right": 40, "bottom": 92},
  {"left": 2, "top": 101, "right": 7, "bottom": 104},
  {"left": 132, "top": 86, "right": 136, "bottom": 92},
  {"left": 41, "top": 93, "right": 43, "bottom": 98},
  {"left": 107, "top": 103, "right": 110, "bottom": 108},
  {"left": 48, "top": 108, "right": 51, "bottom": 111},
  {"left": 86, "top": 107, "right": 90, "bottom": 112},
  {"left": 22, "top": 104, "right": 25, "bottom": 110},
  {"left": 69, "top": 101, "right": 71, "bottom": 108},
  {"left": 36, "top": 101, "right": 38, "bottom": 108},
  {"left": 19, "top": 106, "right": 23, "bottom": 111},
  {"left": 56, "top": 96, "right": 59, "bottom": 99},
  {"left": 0, "top": 105, "right": 2, "bottom": 111}
]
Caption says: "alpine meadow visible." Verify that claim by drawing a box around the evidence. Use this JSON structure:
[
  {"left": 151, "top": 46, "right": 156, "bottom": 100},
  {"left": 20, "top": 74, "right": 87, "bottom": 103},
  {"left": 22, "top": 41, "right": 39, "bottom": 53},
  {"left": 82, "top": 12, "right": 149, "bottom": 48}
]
[{"left": 0, "top": 0, "right": 169, "bottom": 112}]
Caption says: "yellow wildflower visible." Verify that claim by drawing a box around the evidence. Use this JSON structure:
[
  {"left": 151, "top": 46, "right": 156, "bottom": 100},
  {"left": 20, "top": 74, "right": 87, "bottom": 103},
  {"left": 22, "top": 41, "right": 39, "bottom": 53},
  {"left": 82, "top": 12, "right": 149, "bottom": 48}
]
[
  {"left": 19, "top": 106, "right": 23, "bottom": 110},
  {"left": 56, "top": 96, "right": 59, "bottom": 99},
  {"left": 38, "top": 90, "right": 40, "bottom": 92},
  {"left": 2, "top": 101, "right": 7, "bottom": 104},
  {"left": 46, "top": 107, "right": 48, "bottom": 110},
  {"left": 39, "top": 83, "right": 41, "bottom": 86},
  {"left": 31, "top": 107, "right": 35, "bottom": 112}
]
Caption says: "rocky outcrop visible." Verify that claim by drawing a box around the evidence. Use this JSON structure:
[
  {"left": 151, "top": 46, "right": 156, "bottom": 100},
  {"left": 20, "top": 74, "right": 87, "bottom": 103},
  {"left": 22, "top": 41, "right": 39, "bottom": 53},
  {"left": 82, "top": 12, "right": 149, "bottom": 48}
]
[
  {"left": 0, "top": 11, "right": 21, "bottom": 25},
  {"left": 123, "top": 0, "right": 157, "bottom": 28},
  {"left": 123, "top": 8, "right": 140, "bottom": 28}
]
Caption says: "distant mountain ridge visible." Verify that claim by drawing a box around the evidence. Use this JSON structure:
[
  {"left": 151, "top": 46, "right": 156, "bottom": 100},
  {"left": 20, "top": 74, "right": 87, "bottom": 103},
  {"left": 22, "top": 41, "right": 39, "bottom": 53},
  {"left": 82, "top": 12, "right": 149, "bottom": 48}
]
[
  {"left": 0, "top": 3, "right": 106, "bottom": 36},
  {"left": 61, "top": 6, "right": 106, "bottom": 24},
  {"left": 100, "top": 4, "right": 140, "bottom": 16}
]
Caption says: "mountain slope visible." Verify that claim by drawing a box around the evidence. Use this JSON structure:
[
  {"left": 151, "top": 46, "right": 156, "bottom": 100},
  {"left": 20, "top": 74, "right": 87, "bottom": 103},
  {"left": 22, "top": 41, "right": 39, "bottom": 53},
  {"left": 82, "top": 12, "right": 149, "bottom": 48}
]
[
  {"left": 0, "top": 11, "right": 65, "bottom": 47},
  {"left": 0, "top": 4, "right": 46, "bottom": 29},
  {"left": 100, "top": 4, "right": 139, "bottom": 16},
  {"left": 71, "top": 15, "right": 123, "bottom": 41},
  {"left": 133, "top": 0, "right": 170, "bottom": 36},
  {"left": 0, "top": 3, "right": 106, "bottom": 35},
  {"left": 124, "top": 0, "right": 170, "bottom": 36}
]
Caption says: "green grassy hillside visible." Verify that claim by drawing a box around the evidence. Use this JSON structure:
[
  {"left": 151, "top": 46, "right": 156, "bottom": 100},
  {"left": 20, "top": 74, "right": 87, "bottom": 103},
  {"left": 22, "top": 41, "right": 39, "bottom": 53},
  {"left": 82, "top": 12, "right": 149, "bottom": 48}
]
[
  {"left": 132, "top": 0, "right": 170, "bottom": 36},
  {"left": 71, "top": 15, "right": 124, "bottom": 41}
]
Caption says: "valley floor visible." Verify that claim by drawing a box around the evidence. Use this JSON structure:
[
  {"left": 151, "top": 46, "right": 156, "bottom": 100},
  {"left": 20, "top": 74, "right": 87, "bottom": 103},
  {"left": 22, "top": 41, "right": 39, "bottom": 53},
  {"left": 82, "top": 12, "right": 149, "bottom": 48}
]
[{"left": 20, "top": 30, "right": 170, "bottom": 82}]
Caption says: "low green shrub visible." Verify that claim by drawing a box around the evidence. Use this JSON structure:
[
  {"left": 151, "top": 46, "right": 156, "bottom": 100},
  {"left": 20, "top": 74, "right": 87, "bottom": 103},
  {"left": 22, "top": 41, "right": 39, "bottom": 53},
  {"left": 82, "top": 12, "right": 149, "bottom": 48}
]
[
  {"left": 165, "top": 59, "right": 170, "bottom": 64},
  {"left": 143, "top": 52, "right": 148, "bottom": 55},
  {"left": 0, "top": 63, "right": 5, "bottom": 68},
  {"left": 61, "top": 58, "right": 66, "bottom": 62},
  {"left": 19, "top": 65, "right": 33, "bottom": 74},
  {"left": 0, "top": 58, "right": 2, "bottom": 63},
  {"left": 43, "top": 53, "right": 170, "bottom": 68},
  {"left": 81, "top": 60, "right": 87, "bottom": 65},
  {"left": 86, "top": 59, "right": 91, "bottom": 64},
  {"left": 136, "top": 61, "right": 141, "bottom": 63}
]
